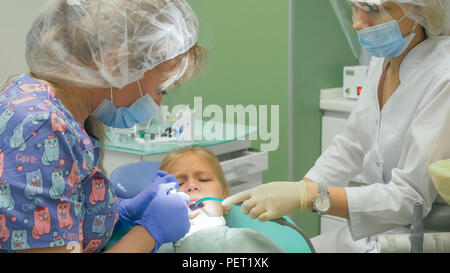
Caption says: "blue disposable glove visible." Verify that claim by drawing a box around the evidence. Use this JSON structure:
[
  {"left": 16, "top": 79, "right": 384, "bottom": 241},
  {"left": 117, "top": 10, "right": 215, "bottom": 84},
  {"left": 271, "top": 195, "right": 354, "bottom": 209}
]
[
  {"left": 136, "top": 189, "right": 190, "bottom": 252},
  {"left": 117, "top": 170, "right": 179, "bottom": 227}
]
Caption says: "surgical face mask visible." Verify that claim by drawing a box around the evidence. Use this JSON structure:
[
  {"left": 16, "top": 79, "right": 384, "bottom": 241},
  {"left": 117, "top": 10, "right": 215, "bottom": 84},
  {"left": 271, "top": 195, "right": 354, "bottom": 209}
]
[
  {"left": 357, "top": 16, "right": 418, "bottom": 58},
  {"left": 92, "top": 81, "right": 160, "bottom": 129}
]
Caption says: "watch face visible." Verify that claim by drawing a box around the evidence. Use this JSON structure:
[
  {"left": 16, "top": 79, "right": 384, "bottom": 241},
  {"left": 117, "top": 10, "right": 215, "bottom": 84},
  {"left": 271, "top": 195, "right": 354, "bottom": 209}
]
[{"left": 314, "top": 193, "right": 331, "bottom": 212}]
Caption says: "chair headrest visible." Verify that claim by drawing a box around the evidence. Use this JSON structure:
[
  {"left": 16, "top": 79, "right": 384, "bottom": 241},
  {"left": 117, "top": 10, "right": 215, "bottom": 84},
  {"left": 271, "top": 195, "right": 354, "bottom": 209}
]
[{"left": 110, "top": 161, "right": 161, "bottom": 199}]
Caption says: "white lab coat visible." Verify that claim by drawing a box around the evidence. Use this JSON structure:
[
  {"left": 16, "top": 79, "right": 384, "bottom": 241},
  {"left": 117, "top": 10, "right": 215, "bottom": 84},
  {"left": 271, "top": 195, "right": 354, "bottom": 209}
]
[{"left": 306, "top": 36, "right": 450, "bottom": 253}]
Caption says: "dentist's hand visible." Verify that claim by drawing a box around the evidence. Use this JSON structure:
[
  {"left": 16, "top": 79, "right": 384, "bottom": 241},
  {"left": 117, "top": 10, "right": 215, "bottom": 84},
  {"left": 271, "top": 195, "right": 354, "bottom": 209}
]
[
  {"left": 117, "top": 171, "right": 179, "bottom": 227},
  {"left": 222, "top": 181, "right": 309, "bottom": 222},
  {"left": 136, "top": 188, "right": 190, "bottom": 251}
]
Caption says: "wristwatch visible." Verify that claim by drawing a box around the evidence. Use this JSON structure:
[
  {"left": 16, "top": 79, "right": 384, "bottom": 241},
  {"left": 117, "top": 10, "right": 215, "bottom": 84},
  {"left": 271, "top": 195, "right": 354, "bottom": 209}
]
[{"left": 312, "top": 183, "right": 331, "bottom": 216}]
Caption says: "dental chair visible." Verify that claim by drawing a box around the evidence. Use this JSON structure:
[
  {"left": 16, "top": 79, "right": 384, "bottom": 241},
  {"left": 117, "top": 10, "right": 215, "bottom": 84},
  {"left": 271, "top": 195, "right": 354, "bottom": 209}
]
[{"left": 105, "top": 161, "right": 315, "bottom": 253}]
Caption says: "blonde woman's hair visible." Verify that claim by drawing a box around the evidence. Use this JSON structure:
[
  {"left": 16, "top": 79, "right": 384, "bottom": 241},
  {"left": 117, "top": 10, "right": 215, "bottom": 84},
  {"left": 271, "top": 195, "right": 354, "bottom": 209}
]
[
  {"left": 25, "top": 0, "right": 206, "bottom": 89},
  {"left": 159, "top": 146, "right": 230, "bottom": 198}
]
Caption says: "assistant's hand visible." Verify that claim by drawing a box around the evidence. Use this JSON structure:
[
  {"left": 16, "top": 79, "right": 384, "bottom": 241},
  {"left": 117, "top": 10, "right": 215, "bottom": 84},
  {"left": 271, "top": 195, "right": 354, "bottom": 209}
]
[
  {"left": 221, "top": 181, "right": 309, "bottom": 222},
  {"left": 136, "top": 190, "right": 190, "bottom": 252},
  {"left": 117, "top": 171, "right": 178, "bottom": 227}
]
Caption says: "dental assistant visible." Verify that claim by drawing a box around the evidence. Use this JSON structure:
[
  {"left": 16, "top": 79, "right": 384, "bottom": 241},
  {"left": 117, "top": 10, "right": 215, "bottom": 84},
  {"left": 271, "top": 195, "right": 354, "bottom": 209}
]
[
  {"left": 223, "top": 0, "right": 450, "bottom": 252},
  {"left": 0, "top": 0, "right": 207, "bottom": 253}
]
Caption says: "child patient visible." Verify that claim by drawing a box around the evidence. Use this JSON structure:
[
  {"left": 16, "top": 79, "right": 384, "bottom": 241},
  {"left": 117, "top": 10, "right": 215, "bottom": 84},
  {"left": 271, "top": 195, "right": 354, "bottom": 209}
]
[{"left": 156, "top": 146, "right": 284, "bottom": 253}]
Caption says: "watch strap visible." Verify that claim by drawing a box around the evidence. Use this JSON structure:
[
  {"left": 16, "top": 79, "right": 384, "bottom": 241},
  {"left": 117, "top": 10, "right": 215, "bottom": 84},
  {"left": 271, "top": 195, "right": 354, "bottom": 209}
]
[{"left": 318, "top": 183, "right": 329, "bottom": 195}]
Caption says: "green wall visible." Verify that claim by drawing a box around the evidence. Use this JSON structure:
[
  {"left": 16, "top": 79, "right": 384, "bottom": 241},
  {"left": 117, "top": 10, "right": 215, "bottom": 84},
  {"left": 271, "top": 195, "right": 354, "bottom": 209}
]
[
  {"left": 165, "top": 0, "right": 290, "bottom": 184},
  {"left": 291, "top": 0, "right": 358, "bottom": 237}
]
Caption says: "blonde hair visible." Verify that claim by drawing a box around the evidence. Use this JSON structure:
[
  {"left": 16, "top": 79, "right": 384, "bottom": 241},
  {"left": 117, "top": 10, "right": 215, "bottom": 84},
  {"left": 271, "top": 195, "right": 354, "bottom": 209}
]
[
  {"left": 159, "top": 146, "right": 230, "bottom": 198},
  {"left": 161, "top": 43, "right": 209, "bottom": 91}
]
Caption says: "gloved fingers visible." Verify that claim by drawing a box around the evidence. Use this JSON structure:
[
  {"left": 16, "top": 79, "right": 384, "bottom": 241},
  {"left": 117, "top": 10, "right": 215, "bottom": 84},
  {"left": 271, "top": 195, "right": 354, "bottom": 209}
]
[
  {"left": 248, "top": 205, "right": 266, "bottom": 220},
  {"left": 141, "top": 171, "right": 177, "bottom": 196},
  {"left": 157, "top": 182, "right": 179, "bottom": 195},
  {"left": 161, "top": 174, "right": 178, "bottom": 184},
  {"left": 154, "top": 172, "right": 179, "bottom": 186},
  {"left": 156, "top": 170, "right": 169, "bottom": 177},
  {"left": 166, "top": 194, "right": 191, "bottom": 225},
  {"left": 257, "top": 211, "right": 274, "bottom": 223},
  {"left": 139, "top": 194, "right": 191, "bottom": 248},
  {"left": 174, "top": 191, "right": 190, "bottom": 204},
  {"left": 240, "top": 198, "right": 257, "bottom": 215},
  {"left": 153, "top": 173, "right": 179, "bottom": 193},
  {"left": 221, "top": 190, "right": 251, "bottom": 207}
]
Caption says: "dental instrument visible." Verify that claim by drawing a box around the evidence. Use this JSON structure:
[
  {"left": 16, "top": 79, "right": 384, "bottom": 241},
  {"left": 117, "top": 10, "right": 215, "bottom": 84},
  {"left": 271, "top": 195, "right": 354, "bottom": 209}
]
[{"left": 191, "top": 197, "right": 224, "bottom": 210}]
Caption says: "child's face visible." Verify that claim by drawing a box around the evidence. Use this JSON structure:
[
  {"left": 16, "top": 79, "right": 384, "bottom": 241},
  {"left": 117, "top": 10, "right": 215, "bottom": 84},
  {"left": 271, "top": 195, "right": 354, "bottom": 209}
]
[{"left": 166, "top": 153, "right": 225, "bottom": 217}]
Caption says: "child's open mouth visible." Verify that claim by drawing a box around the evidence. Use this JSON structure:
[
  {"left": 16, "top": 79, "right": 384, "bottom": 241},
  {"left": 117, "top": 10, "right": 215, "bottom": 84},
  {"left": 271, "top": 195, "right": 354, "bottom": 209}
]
[{"left": 189, "top": 202, "right": 205, "bottom": 210}]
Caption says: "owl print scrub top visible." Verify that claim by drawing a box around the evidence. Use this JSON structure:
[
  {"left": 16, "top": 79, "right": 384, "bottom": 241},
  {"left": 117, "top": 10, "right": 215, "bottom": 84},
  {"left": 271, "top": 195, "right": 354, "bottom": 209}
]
[{"left": 0, "top": 74, "right": 118, "bottom": 252}]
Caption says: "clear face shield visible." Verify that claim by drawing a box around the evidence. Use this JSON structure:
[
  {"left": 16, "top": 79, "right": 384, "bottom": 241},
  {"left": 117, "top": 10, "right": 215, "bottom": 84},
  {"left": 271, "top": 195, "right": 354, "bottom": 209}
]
[{"left": 330, "top": 0, "right": 416, "bottom": 59}]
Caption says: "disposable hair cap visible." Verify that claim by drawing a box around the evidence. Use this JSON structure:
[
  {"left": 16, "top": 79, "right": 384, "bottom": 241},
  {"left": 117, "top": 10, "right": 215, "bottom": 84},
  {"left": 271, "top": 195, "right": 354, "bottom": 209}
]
[{"left": 26, "top": 0, "right": 199, "bottom": 89}]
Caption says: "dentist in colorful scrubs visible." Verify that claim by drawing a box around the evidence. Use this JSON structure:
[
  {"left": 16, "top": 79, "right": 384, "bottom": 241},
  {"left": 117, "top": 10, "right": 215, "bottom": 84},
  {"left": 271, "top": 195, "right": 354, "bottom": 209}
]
[
  {"left": 223, "top": 0, "right": 450, "bottom": 252},
  {"left": 0, "top": 0, "right": 207, "bottom": 253}
]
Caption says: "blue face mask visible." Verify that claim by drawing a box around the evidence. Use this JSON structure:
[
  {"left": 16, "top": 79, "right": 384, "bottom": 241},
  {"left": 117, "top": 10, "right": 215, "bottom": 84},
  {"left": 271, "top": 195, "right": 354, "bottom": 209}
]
[
  {"left": 92, "top": 81, "right": 160, "bottom": 129},
  {"left": 357, "top": 19, "right": 418, "bottom": 58}
]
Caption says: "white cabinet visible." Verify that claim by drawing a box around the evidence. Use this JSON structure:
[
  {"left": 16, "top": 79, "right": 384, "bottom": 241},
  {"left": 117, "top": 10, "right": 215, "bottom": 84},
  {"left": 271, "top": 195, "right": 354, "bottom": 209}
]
[
  {"left": 218, "top": 148, "right": 268, "bottom": 195},
  {"left": 320, "top": 88, "right": 354, "bottom": 152},
  {"left": 321, "top": 116, "right": 348, "bottom": 153}
]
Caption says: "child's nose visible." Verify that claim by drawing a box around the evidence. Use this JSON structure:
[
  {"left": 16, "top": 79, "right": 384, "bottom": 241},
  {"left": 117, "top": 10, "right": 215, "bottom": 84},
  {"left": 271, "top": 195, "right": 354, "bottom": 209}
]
[{"left": 185, "top": 182, "right": 200, "bottom": 193}]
